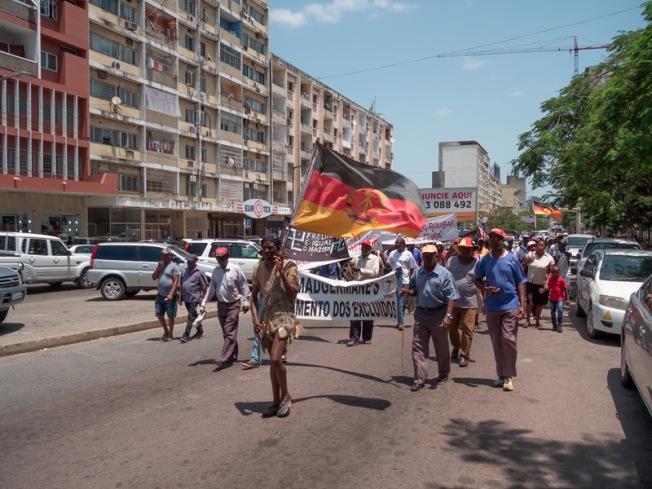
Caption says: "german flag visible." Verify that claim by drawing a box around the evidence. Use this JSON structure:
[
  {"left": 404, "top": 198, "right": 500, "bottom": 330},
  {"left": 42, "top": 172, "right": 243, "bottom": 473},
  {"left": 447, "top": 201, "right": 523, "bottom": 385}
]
[
  {"left": 291, "top": 143, "right": 426, "bottom": 238},
  {"left": 531, "top": 199, "right": 562, "bottom": 221}
]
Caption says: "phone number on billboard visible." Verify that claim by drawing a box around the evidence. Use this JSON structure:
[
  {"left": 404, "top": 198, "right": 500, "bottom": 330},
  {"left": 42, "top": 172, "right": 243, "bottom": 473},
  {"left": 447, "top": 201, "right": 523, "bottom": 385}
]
[{"left": 424, "top": 200, "right": 473, "bottom": 209}]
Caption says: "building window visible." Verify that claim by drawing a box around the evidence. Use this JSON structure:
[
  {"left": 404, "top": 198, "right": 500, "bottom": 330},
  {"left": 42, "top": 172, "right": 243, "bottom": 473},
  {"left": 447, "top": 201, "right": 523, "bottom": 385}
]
[
  {"left": 200, "top": 76, "right": 206, "bottom": 93},
  {"left": 40, "top": 0, "right": 57, "bottom": 20},
  {"left": 41, "top": 51, "right": 57, "bottom": 72},
  {"left": 91, "top": 126, "right": 138, "bottom": 149},
  {"left": 200, "top": 42, "right": 206, "bottom": 57},
  {"left": 90, "top": 33, "right": 137, "bottom": 65},
  {"left": 242, "top": 33, "right": 265, "bottom": 55},
  {"left": 187, "top": 182, "right": 207, "bottom": 198},
  {"left": 244, "top": 97, "right": 265, "bottom": 114},
  {"left": 244, "top": 157, "right": 267, "bottom": 173},
  {"left": 219, "top": 44, "right": 240, "bottom": 69},
  {"left": 247, "top": 5, "right": 265, "bottom": 24},
  {"left": 220, "top": 17, "right": 240, "bottom": 37},
  {"left": 90, "top": 79, "right": 137, "bottom": 107},
  {"left": 184, "top": 145, "right": 195, "bottom": 160},
  {"left": 119, "top": 3, "right": 136, "bottom": 22},
  {"left": 220, "top": 112, "right": 241, "bottom": 134},
  {"left": 119, "top": 174, "right": 139, "bottom": 192},
  {"left": 182, "top": 0, "right": 195, "bottom": 14},
  {"left": 243, "top": 126, "right": 265, "bottom": 144},
  {"left": 90, "top": 0, "right": 117, "bottom": 14},
  {"left": 184, "top": 70, "right": 195, "bottom": 86},
  {"left": 184, "top": 34, "right": 194, "bottom": 51},
  {"left": 184, "top": 109, "right": 206, "bottom": 125}
]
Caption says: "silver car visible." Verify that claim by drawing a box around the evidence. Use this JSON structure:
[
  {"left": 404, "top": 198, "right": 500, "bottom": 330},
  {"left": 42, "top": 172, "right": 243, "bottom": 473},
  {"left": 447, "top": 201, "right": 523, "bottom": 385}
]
[
  {"left": 87, "top": 243, "right": 216, "bottom": 300},
  {"left": 186, "top": 239, "right": 261, "bottom": 281},
  {"left": 621, "top": 274, "right": 652, "bottom": 417}
]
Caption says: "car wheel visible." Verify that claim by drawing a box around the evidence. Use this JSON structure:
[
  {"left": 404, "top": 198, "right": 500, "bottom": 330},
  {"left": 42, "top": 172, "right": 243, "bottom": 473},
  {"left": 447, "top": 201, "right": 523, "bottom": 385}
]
[
  {"left": 77, "top": 269, "right": 91, "bottom": 289},
  {"left": 124, "top": 289, "right": 140, "bottom": 297},
  {"left": 0, "top": 310, "right": 7, "bottom": 324},
  {"left": 620, "top": 333, "right": 634, "bottom": 388},
  {"left": 100, "top": 277, "right": 126, "bottom": 301},
  {"left": 50, "top": 282, "right": 64, "bottom": 288},
  {"left": 586, "top": 304, "right": 602, "bottom": 339},
  {"left": 575, "top": 299, "right": 586, "bottom": 318}
]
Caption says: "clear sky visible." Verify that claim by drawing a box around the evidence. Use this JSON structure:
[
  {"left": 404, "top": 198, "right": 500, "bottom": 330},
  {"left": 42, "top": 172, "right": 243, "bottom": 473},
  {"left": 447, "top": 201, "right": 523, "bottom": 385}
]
[{"left": 269, "top": 0, "right": 647, "bottom": 197}]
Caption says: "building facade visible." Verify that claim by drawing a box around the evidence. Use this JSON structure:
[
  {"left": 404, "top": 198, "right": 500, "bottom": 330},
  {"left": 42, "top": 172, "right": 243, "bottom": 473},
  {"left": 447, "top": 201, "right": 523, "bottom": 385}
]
[
  {"left": 506, "top": 174, "right": 526, "bottom": 204},
  {"left": 1, "top": 0, "right": 118, "bottom": 238},
  {"left": 438, "top": 140, "right": 502, "bottom": 213},
  {"left": 270, "top": 54, "right": 394, "bottom": 209},
  {"left": 501, "top": 184, "right": 524, "bottom": 215}
]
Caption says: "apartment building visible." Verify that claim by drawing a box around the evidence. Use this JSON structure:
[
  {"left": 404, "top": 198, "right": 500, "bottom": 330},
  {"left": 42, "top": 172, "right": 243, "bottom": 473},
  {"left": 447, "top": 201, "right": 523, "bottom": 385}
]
[
  {"left": 501, "top": 184, "right": 524, "bottom": 215},
  {"left": 270, "top": 54, "right": 394, "bottom": 209},
  {"left": 438, "top": 140, "right": 502, "bottom": 213},
  {"left": 85, "top": 0, "right": 275, "bottom": 240},
  {"left": 506, "top": 174, "right": 526, "bottom": 203},
  {"left": 1, "top": 0, "right": 118, "bottom": 237}
]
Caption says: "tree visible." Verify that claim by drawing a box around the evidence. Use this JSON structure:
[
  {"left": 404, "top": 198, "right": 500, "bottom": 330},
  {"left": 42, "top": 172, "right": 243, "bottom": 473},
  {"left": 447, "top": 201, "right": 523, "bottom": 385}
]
[
  {"left": 480, "top": 208, "right": 524, "bottom": 233},
  {"left": 511, "top": 2, "right": 652, "bottom": 231}
]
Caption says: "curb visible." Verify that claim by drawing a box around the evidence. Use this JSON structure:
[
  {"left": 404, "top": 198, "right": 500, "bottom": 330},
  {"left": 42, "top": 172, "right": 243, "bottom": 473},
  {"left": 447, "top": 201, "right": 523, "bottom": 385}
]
[{"left": 0, "top": 311, "right": 218, "bottom": 358}]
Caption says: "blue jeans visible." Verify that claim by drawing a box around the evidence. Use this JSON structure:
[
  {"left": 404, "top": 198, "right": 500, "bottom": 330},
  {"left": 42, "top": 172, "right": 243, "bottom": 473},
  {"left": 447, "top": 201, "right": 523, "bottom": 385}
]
[
  {"left": 155, "top": 293, "right": 177, "bottom": 318},
  {"left": 396, "top": 266, "right": 405, "bottom": 326},
  {"left": 250, "top": 295, "right": 264, "bottom": 364},
  {"left": 550, "top": 300, "right": 564, "bottom": 329}
]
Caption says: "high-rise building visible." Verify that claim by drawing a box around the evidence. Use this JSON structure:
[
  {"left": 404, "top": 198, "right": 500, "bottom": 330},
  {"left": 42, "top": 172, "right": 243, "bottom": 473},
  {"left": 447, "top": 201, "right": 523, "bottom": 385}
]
[
  {"left": 438, "top": 140, "right": 502, "bottom": 212},
  {"left": 1, "top": 0, "right": 118, "bottom": 237},
  {"left": 506, "top": 174, "right": 526, "bottom": 203},
  {"left": 270, "top": 54, "right": 394, "bottom": 208},
  {"left": 501, "top": 184, "right": 524, "bottom": 215},
  {"left": 85, "top": 0, "right": 273, "bottom": 240}
]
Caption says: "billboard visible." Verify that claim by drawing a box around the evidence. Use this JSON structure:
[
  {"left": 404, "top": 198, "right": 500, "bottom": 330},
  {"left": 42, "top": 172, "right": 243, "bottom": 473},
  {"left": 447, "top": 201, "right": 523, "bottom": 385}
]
[{"left": 419, "top": 187, "right": 477, "bottom": 222}]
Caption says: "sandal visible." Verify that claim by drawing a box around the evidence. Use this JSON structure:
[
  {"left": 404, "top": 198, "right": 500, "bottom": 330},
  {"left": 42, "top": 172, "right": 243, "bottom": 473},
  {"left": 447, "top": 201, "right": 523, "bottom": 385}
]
[
  {"left": 262, "top": 403, "right": 280, "bottom": 418},
  {"left": 277, "top": 396, "right": 292, "bottom": 418}
]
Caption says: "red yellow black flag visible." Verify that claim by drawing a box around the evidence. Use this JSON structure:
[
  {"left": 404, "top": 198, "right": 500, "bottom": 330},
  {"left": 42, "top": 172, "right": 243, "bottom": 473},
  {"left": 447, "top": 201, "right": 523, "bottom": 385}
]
[
  {"left": 531, "top": 199, "right": 563, "bottom": 221},
  {"left": 291, "top": 143, "right": 426, "bottom": 238}
]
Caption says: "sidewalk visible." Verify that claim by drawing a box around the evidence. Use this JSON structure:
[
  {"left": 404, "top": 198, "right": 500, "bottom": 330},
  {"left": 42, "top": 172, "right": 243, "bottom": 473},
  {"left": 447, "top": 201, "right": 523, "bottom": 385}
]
[{"left": 0, "top": 289, "right": 217, "bottom": 357}]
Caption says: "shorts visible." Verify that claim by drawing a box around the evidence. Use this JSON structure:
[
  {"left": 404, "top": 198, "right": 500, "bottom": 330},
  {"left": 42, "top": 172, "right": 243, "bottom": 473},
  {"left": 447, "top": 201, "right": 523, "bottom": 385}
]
[
  {"left": 526, "top": 282, "right": 549, "bottom": 306},
  {"left": 155, "top": 293, "right": 177, "bottom": 318}
]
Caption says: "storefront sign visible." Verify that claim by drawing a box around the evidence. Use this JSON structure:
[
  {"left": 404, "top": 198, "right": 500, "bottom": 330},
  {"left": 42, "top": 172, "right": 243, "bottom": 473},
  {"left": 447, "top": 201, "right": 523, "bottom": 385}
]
[
  {"left": 236, "top": 199, "right": 277, "bottom": 219},
  {"left": 419, "top": 187, "right": 477, "bottom": 222},
  {"left": 295, "top": 270, "right": 397, "bottom": 321},
  {"left": 283, "top": 227, "right": 349, "bottom": 264},
  {"left": 417, "top": 214, "right": 458, "bottom": 243}
]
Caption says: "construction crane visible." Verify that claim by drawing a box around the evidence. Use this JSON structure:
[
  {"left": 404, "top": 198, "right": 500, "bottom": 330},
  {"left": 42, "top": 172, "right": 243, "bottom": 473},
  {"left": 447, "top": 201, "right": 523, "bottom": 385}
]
[{"left": 438, "top": 36, "right": 609, "bottom": 75}]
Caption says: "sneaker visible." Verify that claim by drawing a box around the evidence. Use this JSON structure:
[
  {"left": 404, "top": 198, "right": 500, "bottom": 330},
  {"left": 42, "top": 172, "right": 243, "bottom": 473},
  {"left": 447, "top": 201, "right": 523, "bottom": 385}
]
[
  {"left": 180, "top": 335, "right": 189, "bottom": 343},
  {"left": 450, "top": 348, "right": 459, "bottom": 360},
  {"left": 281, "top": 354, "right": 288, "bottom": 364},
  {"left": 241, "top": 360, "right": 260, "bottom": 370},
  {"left": 557, "top": 327, "right": 563, "bottom": 333},
  {"left": 503, "top": 377, "right": 514, "bottom": 391},
  {"left": 458, "top": 357, "right": 468, "bottom": 367},
  {"left": 346, "top": 339, "right": 361, "bottom": 347},
  {"left": 410, "top": 382, "right": 424, "bottom": 392},
  {"left": 494, "top": 377, "right": 505, "bottom": 388}
]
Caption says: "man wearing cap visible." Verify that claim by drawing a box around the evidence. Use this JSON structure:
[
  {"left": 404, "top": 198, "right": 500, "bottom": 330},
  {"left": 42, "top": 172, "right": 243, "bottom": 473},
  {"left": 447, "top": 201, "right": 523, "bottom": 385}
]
[
  {"left": 179, "top": 254, "right": 209, "bottom": 343},
  {"left": 515, "top": 234, "right": 530, "bottom": 267},
  {"left": 200, "top": 247, "right": 250, "bottom": 370},
  {"left": 474, "top": 229, "right": 527, "bottom": 392},
  {"left": 347, "top": 240, "right": 381, "bottom": 346},
  {"left": 152, "top": 248, "right": 181, "bottom": 341},
  {"left": 446, "top": 237, "right": 479, "bottom": 367},
  {"left": 552, "top": 239, "right": 571, "bottom": 280},
  {"left": 402, "top": 244, "right": 460, "bottom": 391},
  {"left": 388, "top": 237, "right": 417, "bottom": 330},
  {"left": 436, "top": 241, "right": 449, "bottom": 267}
]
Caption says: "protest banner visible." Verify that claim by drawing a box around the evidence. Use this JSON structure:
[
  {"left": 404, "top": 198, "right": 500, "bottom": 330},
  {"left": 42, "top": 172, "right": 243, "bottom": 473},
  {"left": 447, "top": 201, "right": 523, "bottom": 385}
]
[
  {"left": 283, "top": 227, "right": 349, "bottom": 265},
  {"left": 295, "top": 270, "right": 397, "bottom": 321},
  {"left": 417, "top": 214, "right": 458, "bottom": 243},
  {"left": 419, "top": 187, "right": 477, "bottom": 222}
]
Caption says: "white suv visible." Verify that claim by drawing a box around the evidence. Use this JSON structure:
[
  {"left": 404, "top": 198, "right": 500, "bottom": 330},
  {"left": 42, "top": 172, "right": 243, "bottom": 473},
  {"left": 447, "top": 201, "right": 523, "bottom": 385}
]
[{"left": 186, "top": 239, "right": 260, "bottom": 281}]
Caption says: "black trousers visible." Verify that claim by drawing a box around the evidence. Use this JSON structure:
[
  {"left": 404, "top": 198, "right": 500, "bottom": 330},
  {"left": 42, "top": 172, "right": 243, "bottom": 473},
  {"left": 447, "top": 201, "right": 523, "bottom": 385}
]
[
  {"left": 183, "top": 302, "right": 203, "bottom": 337},
  {"left": 350, "top": 320, "right": 374, "bottom": 342}
]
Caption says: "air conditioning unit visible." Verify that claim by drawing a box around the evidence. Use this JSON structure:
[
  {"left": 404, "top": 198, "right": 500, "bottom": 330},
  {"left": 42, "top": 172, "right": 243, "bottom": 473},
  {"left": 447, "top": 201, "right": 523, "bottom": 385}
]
[
  {"left": 112, "top": 61, "right": 121, "bottom": 70},
  {"left": 97, "top": 70, "right": 108, "bottom": 80},
  {"left": 125, "top": 21, "right": 137, "bottom": 31},
  {"left": 187, "top": 160, "right": 194, "bottom": 167}
]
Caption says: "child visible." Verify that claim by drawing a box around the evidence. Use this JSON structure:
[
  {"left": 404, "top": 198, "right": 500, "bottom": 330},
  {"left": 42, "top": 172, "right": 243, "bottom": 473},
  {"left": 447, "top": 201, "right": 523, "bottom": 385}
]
[{"left": 543, "top": 265, "right": 568, "bottom": 332}]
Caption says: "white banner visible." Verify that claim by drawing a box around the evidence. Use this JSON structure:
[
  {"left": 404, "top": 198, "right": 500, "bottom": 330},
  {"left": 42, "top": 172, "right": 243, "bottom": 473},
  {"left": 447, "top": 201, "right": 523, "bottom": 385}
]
[
  {"left": 417, "top": 214, "right": 458, "bottom": 243},
  {"left": 296, "top": 270, "right": 398, "bottom": 321},
  {"left": 419, "top": 187, "right": 477, "bottom": 222}
]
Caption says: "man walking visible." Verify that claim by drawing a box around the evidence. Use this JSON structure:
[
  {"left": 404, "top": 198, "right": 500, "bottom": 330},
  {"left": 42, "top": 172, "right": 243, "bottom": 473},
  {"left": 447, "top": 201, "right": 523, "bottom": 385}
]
[
  {"left": 402, "top": 244, "right": 460, "bottom": 392},
  {"left": 347, "top": 240, "right": 381, "bottom": 346},
  {"left": 200, "top": 247, "right": 250, "bottom": 370},
  {"left": 436, "top": 241, "right": 449, "bottom": 266},
  {"left": 389, "top": 237, "right": 417, "bottom": 330},
  {"left": 446, "top": 237, "right": 479, "bottom": 368},
  {"left": 152, "top": 248, "right": 180, "bottom": 342},
  {"left": 179, "top": 254, "right": 208, "bottom": 343},
  {"left": 474, "top": 229, "right": 527, "bottom": 392}
]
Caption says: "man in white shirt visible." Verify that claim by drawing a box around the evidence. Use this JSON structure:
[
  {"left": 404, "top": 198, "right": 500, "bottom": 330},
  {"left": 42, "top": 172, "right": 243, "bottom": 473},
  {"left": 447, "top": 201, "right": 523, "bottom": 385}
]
[
  {"left": 347, "top": 240, "right": 381, "bottom": 346},
  {"left": 388, "top": 237, "right": 417, "bottom": 330},
  {"left": 200, "top": 247, "right": 250, "bottom": 370}
]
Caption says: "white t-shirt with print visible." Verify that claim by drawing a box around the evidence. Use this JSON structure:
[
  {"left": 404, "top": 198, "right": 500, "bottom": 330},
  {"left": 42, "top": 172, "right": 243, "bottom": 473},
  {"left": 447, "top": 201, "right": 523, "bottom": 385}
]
[{"left": 388, "top": 249, "right": 417, "bottom": 286}]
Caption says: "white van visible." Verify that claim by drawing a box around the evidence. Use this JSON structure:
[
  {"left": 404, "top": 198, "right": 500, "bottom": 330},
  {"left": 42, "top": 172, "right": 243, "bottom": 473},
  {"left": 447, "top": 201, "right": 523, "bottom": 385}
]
[
  {"left": 186, "top": 239, "right": 261, "bottom": 281},
  {"left": 0, "top": 232, "right": 91, "bottom": 288}
]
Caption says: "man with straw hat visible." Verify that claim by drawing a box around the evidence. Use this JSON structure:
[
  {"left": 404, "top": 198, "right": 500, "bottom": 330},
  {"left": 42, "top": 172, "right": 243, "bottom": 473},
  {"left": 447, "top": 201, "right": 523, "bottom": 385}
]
[
  {"left": 446, "top": 237, "right": 479, "bottom": 368},
  {"left": 402, "top": 244, "right": 460, "bottom": 392}
]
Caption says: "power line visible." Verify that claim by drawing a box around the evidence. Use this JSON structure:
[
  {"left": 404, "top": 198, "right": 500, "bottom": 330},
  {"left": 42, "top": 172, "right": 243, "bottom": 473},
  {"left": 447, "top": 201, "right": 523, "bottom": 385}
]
[{"left": 318, "top": 5, "right": 641, "bottom": 80}]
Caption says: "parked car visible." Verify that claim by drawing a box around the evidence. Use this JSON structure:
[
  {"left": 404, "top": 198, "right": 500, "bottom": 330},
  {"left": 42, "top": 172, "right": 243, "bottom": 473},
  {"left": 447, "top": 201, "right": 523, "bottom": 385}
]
[
  {"left": 570, "top": 238, "right": 641, "bottom": 296},
  {"left": 86, "top": 242, "right": 217, "bottom": 300},
  {"left": 68, "top": 244, "right": 94, "bottom": 256},
  {"left": 576, "top": 249, "right": 652, "bottom": 338},
  {"left": 185, "top": 239, "right": 261, "bottom": 281},
  {"left": 0, "top": 265, "right": 26, "bottom": 324},
  {"left": 620, "top": 274, "right": 652, "bottom": 417},
  {"left": 0, "top": 232, "right": 92, "bottom": 288}
]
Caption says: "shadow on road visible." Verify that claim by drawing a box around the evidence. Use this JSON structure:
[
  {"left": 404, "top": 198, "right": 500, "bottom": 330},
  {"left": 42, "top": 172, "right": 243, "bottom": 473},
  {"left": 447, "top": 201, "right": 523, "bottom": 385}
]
[
  {"left": 606, "top": 368, "right": 652, "bottom": 487},
  {"left": 25, "top": 284, "right": 79, "bottom": 295},
  {"left": 0, "top": 322, "right": 25, "bottom": 336},
  {"left": 289, "top": 361, "right": 397, "bottom": 387},
  {"left": 234, "top": 394, "right": 391, "bottom": 415},
  {"left": 452, "top": 377, "right": 496, "bottom": 388},
  {"left": 435, "top": 416, "right": 648, "bottom": 489},
  {"left": 298, "top": 335, "right": 330, "bottom": 343},
  {"left": 86, "top": 294, "right": 156, "bottom": 302}
]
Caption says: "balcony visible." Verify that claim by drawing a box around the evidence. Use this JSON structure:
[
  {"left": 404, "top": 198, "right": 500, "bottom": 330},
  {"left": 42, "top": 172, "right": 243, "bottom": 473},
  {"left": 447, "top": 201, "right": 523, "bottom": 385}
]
[
  {"left": 0, "top": 0, "right": 37, "bottom": 23},
  {"left": 0, "top": 172, "right": 118, "bottom": 196},
  {"left": 300, "top": 121, "right": 311, "bottom": 134},
  {"left": 272, "top": 109, "right": 286, "bottom": 124},
  {"left": 0, "top": 51, "right": 37, "bottom": 77},
  {"left": 272, "top": 81, "right": 285, "bottom": 96}
]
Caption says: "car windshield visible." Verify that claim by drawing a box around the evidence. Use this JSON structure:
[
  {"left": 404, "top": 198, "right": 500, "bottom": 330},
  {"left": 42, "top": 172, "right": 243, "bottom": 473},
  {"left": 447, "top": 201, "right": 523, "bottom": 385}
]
[
  {"left": 169, "top": 245, "right": 192, "bottom": 261},
  {"left": 600, "top": 255, "right": 652, "bottom": 282},
  {"left": 187, "top": 243, "right": 208, "bottom": 255},
  {"left": 567, "top": 236, "right": 591, "bottom": 248},
  {"left": 582, "top": 242, "right": 639, "bottom": 258}
]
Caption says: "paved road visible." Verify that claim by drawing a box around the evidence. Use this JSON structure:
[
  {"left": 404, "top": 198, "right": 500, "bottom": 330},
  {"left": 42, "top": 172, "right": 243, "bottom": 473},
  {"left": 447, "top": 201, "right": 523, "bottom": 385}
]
[{"left": 1, "top": 308, "right": 651, "bottom": 489}]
